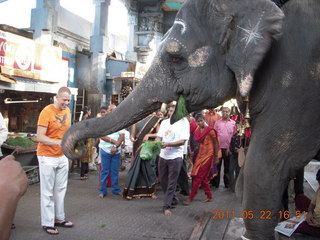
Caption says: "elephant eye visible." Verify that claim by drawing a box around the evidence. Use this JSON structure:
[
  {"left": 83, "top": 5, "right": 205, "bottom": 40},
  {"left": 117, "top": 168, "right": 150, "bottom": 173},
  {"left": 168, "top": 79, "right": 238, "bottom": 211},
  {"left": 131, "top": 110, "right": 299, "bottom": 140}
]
[
  {"left": 169, "top": 55, "right": 185, "bottom": 64},
  {"left": 167, "top": 54, "right": 188, "bottom": 71}
]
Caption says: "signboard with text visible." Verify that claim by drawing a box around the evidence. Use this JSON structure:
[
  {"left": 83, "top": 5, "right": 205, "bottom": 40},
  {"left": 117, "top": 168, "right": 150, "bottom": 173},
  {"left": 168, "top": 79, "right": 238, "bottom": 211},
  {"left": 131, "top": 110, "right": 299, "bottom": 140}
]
[{"left": 0, "top": 30, "right": 68, "bottom": 84}]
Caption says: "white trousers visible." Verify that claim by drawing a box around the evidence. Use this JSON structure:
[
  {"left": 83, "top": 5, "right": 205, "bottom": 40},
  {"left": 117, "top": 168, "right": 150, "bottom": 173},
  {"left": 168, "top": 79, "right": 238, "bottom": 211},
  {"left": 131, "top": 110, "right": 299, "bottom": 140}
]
[{"left": 38, "top": 155, "right": 69, "bottom": 227}]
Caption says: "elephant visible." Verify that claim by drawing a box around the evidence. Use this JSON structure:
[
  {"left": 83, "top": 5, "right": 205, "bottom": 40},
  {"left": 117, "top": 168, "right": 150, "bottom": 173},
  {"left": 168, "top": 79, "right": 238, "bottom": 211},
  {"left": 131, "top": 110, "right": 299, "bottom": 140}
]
[{"left": 62, "top": 0, "right": 320, "bottom": 239}]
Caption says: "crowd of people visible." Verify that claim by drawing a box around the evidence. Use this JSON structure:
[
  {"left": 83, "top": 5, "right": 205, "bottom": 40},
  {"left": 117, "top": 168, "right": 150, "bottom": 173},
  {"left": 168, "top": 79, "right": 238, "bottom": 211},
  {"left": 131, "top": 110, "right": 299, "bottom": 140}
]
[{"left": 1, "top": 86, "right": 320, "bottom": 239}]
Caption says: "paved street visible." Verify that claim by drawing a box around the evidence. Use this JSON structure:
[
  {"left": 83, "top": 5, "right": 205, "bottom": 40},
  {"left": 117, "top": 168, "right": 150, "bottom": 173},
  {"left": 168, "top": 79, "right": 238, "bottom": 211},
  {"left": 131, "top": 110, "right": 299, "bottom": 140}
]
[
  {"left": 10, "top": 160, "right": 241, "bottom": 240},
  {"left": 9, "top": 160, "right": 319, "bottom": 240}
]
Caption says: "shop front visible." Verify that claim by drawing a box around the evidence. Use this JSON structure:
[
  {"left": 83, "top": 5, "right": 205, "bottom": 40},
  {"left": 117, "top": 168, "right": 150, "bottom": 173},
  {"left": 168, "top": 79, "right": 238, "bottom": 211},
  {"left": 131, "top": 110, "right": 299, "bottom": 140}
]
[
  {"left": 0, "top": 27, "right": 78, "bottom": 168},
  {"left": 112, "top": 75, "right": 140, "bottom": 104}
]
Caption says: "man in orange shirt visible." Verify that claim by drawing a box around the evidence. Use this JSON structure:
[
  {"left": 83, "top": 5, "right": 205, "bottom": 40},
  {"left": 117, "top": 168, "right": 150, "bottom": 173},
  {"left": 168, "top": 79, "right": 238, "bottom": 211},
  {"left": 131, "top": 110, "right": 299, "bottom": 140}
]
[
  {"left": 204, "top": 108, "right": 221, "bottom": 128},
  {"left": 36, "top": 87, "right": 73, "bottom": 235}
]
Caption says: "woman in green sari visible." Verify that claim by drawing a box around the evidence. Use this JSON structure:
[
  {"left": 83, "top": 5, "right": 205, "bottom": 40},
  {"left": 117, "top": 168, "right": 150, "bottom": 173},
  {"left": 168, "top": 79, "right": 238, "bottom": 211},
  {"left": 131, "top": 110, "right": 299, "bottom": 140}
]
[{"left": 122, "top": 114, "right": 161, "bottom": 200}]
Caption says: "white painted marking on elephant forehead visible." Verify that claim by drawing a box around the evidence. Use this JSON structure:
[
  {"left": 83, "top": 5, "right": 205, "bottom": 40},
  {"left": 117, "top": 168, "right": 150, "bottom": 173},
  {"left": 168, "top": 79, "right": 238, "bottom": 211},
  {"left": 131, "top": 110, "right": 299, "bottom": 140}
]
[
  {"left": 188, "top": 46, "right": 211, "bottom": 68},
  {"left": 166, "top": 37, "right": 188, "bottom": 53},
  {"left": 166, "top": 40, "right": 181, "bottom": 53},
  {"left": 239, "top": 74, "right": 253, "bottom": 96},
  {"left": 238, "top": 17, "right": 264, "bottom": 48},
  {"left": 174, "top": 18, "right": 187, "bottom": 34}
]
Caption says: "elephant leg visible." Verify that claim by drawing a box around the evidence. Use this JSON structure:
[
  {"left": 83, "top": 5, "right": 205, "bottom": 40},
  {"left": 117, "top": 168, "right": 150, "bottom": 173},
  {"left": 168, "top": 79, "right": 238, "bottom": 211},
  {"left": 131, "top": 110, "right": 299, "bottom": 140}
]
[
  {"left": 241, "top": 149, "right": 288, "bottom": 240},
  {"left": 235, "top": 167, "right": 244, "bottom": 201}
]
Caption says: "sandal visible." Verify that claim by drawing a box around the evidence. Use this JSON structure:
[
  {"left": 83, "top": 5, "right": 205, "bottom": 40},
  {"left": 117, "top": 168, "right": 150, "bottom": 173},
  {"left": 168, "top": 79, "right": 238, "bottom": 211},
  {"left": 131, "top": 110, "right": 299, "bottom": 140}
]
[
  {"left": 54, "top": 220, "right": 74, "bottom": 228},
  {"left": 43, "top": 226, "right": 59, "bottom": 235}
]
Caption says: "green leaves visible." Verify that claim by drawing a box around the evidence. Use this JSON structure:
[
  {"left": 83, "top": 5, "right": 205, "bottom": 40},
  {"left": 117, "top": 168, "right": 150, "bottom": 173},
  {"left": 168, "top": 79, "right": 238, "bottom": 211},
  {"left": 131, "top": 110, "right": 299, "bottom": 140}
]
[{"left": 171, "top": 95, "right": 188, "bottom": 123}]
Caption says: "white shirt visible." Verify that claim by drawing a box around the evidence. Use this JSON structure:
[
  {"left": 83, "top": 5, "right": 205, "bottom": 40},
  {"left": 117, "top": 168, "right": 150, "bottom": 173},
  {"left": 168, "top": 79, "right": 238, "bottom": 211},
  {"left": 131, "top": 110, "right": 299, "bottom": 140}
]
[
  {"left": 0, "top": 113, "right": 8, "bottom": 157},
  {"left": 99, "top": 129, "right": 125, "bottom": 154},
  {"left": 157, "top": 117, "right": 190, "bottom": 160}
]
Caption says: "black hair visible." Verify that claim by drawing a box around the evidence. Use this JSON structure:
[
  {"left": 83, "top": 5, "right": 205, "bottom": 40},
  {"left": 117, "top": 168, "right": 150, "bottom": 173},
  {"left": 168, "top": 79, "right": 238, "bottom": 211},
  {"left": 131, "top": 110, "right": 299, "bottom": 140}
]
[
  {"left": 316, "top": 169, "right": 320, "bottom": 181},
  {"left": 100, "top": 106, "right": 108, "bottom": 111},
  {"left": 195, "top": 113, "right": 205, "bottom": 120},
  {"left": 82, "top": 106, "right": 91, "bottom": 114}
]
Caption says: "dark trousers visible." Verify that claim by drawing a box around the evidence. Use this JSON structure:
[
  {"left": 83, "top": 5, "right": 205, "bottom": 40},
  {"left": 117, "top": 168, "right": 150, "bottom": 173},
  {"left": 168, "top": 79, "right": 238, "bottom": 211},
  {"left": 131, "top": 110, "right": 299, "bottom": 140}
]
[
  {"left": 211, "top": 149, "right": 230, "bottom": 188},
  {"left": 177, "top": 155, "right": 190, "bottom": 196},
  {"left": 158, "top": 157, "right": 183, "bottom": 210},
  {"left": 80, "top": 162, "right": 89, "bottom": 177},
  {"left": 295, "top": 194, "right": 320, "bottom": 237},
  {"left": 229, "top": 152, "right": 240, "bottom": 191},
  {"left": 282, "top": 167, "right": 304, "bottom": 211}
]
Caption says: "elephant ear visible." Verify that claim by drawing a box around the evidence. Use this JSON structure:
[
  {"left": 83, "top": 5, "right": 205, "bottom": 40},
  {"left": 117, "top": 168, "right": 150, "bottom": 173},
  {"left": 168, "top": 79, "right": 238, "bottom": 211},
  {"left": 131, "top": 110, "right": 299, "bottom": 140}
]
[{"left": 222, "top": 0, "right": 284, "bottom": 97}]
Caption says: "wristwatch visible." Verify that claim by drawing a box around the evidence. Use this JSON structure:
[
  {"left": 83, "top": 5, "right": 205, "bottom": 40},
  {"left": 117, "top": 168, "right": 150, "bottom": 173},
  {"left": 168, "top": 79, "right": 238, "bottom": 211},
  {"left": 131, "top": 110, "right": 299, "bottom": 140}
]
[{"left": 113, "top": 145, "right": 117, "bottom": 148}]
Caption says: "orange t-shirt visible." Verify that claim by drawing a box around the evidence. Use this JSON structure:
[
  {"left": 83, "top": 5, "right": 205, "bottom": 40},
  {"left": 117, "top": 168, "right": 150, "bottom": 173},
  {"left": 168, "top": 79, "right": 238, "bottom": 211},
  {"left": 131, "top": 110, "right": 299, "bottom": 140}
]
[
  {"left": 205, "top": 112, "right": 221, "bottom": 128},
  {"left": 37, "top": 104, "right": 71, "bottom": 157}
]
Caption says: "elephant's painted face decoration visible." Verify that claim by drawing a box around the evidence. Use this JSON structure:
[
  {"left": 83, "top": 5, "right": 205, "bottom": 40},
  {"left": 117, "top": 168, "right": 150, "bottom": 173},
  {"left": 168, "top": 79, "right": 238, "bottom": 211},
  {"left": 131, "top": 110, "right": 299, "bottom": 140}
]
[{"left": 143, "top": 0, "right": 283, "bottom": 123}]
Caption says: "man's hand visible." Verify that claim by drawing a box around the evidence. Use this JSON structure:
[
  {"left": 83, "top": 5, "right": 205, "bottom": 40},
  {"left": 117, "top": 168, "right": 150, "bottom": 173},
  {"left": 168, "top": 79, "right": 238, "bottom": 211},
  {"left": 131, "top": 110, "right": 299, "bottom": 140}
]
[
  {"left": 110, "top": 146, "right": 118, "bottom": 154},
  {"left": 306, "top": 212, "right": 314, "bottom": 225},
  {"left": 0, "top": 155, "right": 28, "bottom": 198},
  {"left": 0, "top": 155, "right": 28, "bottom": 240},
  {"left": 226, "top": 148, "right": 230, "bottom": 156},
  {"left": 162, "top": 142, "right": 170, "bottom": 148},
  {"left": 143, "top": 134, "right": 149, "bottom": 142}
]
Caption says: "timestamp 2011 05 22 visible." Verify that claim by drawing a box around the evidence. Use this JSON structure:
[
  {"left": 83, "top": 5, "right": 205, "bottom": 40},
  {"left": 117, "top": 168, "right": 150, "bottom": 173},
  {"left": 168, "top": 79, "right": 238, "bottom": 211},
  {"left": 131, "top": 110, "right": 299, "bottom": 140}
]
[{"left": 211, "top": 210, "right": 306, "bottom": 220}]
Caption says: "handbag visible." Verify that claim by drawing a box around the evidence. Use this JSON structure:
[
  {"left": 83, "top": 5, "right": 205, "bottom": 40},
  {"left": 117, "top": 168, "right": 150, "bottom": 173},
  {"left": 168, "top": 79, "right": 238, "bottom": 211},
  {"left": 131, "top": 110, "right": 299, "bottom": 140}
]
[{"left": 238, "top": 146, "right": 246, "bottom": 167}]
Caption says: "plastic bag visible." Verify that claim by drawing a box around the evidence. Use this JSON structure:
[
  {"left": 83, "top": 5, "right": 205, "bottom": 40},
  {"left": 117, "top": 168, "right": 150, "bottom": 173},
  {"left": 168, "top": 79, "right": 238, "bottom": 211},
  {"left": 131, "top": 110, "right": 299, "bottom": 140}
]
[{"left": 140, "top": 141, "right": 162, "bottom": 160}]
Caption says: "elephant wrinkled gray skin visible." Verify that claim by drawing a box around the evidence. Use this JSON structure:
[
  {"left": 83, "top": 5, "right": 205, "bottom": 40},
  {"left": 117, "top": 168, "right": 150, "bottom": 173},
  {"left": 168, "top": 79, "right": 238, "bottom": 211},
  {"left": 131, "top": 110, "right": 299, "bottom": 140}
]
[{"left": 62, "top": 0, "right": 320, "bottom": 239}]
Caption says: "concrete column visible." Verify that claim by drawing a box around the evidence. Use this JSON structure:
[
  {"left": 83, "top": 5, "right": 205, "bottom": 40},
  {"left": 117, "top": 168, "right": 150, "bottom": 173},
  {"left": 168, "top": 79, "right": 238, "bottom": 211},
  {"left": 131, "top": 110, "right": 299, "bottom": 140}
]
[
  {"left": 125, "top": 0, "right": 138, "bottom": 62},
  {"left": 31, "top": 0, "right": 60, "bottom": 42},
  {"left": 125, "top": 12, "right": 138, "bottom": 62},
  {"left": 89, "top": 0, "right": 111, "bottom": 106},
  {"left": 90, "top": 0, "right": 110, "bottom": 53}
]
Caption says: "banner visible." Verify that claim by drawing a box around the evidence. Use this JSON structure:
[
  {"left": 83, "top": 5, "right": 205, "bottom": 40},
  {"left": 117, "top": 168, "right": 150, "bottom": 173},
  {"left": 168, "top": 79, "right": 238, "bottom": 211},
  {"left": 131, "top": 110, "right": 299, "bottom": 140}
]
[{"left": 0, "top": 30, "right": 67, "bottom": 84}]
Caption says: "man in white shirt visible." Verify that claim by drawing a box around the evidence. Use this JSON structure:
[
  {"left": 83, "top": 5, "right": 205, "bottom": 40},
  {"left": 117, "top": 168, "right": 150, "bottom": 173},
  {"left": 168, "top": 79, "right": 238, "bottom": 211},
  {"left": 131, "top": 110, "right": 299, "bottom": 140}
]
[
  {"left": 156, "top": 105, "right": 190, "bottom": 216},
  {"left": 0, "top": 112, "right": 8, "bottom": 160}
]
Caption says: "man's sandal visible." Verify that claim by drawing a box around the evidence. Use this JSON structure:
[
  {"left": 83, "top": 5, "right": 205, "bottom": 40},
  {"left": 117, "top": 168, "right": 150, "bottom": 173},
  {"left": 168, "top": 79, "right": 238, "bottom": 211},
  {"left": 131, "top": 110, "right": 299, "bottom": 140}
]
[
  {"left": 43, "top": 226, "right": 59, "bottom": 235},
  {"left": 54, "top": 220, "right": 74, "bottom": 228}
]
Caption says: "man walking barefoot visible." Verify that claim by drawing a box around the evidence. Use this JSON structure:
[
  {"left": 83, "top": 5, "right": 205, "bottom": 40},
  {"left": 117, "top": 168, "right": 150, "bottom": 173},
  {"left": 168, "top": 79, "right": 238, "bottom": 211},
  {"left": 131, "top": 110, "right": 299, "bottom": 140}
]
[{"left": 156, "top": 104, "right": 190, "bottom": 216}]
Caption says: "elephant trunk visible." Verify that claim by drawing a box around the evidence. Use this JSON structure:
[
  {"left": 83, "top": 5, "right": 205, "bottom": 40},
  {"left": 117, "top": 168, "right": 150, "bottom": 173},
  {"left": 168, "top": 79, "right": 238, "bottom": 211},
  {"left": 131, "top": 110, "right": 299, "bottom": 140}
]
[{"left": 61, "top": 82, "right": 162, "bottom": 160}]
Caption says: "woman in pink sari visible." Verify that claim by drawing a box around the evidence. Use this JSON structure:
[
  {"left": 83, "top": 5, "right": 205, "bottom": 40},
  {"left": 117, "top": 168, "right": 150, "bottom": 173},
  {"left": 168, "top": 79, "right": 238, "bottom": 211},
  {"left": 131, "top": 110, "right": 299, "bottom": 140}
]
[{"left": 183, "top": 113, "right": 219, "bottom": 205}]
